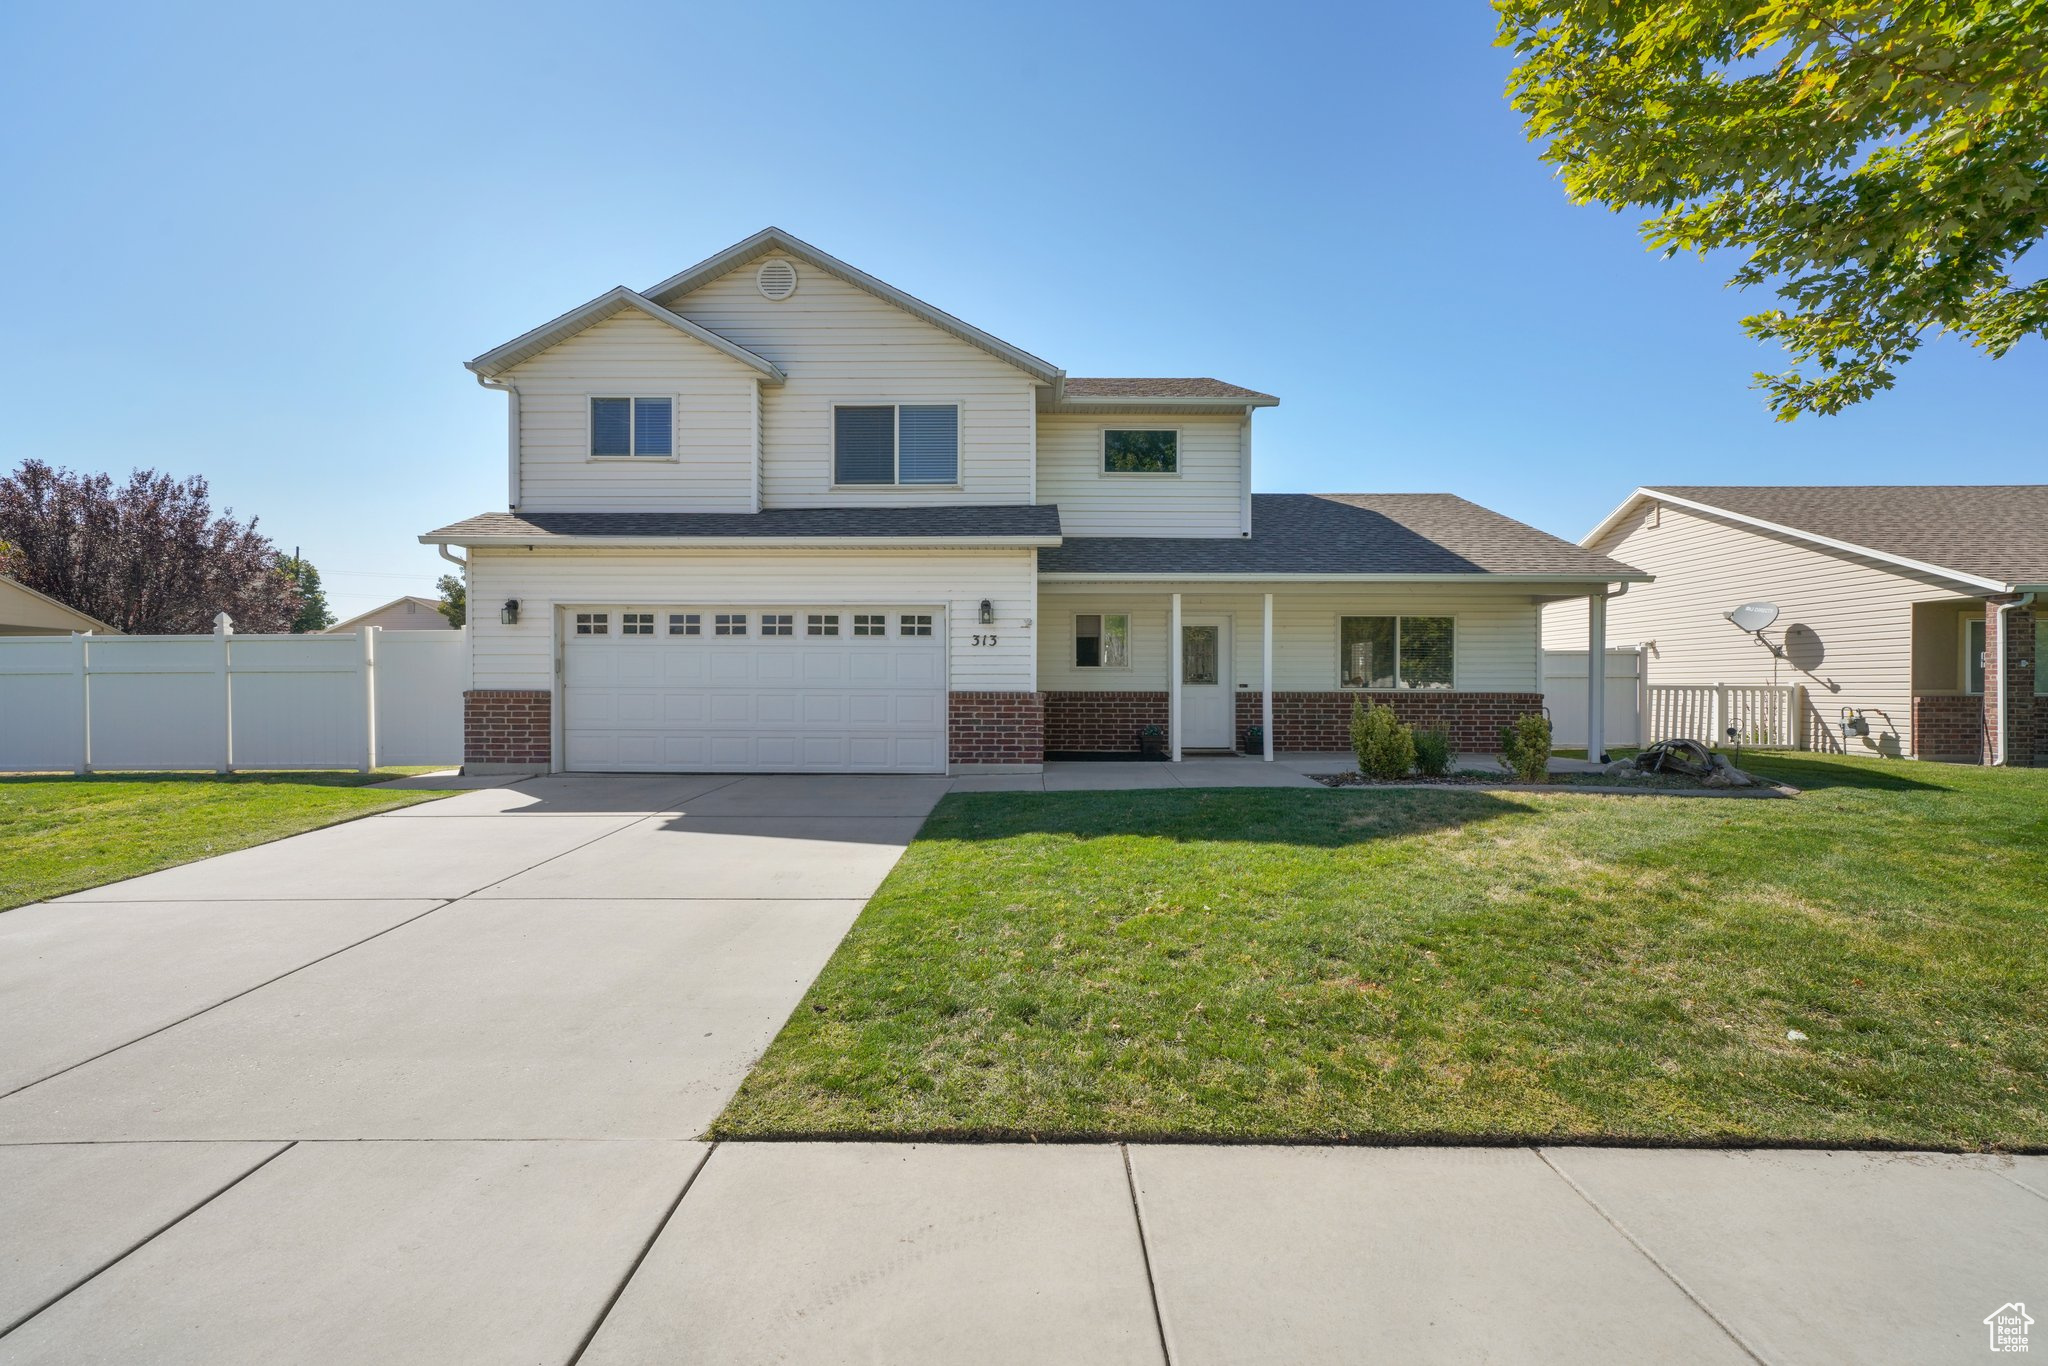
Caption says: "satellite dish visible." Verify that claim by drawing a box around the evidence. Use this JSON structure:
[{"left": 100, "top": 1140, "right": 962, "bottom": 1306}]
[{"left": 1727, "top": 602, "right": 1780, "bottom": 633}]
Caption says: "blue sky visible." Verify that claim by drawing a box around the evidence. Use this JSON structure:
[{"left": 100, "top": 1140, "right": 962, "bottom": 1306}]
[{"left": 2, "top": 1, "right": 2039, "bottom": 616}]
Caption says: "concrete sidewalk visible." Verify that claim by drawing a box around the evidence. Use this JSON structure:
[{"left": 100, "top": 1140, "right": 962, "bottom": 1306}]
[{"left": 2, "top": 772, "right": 2043, "bottom": 1363}]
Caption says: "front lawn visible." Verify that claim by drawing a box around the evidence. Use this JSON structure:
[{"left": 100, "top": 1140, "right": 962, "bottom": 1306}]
[
  {"left": 0, "top": 771, "right": 449, "bottom": 910},
  {"left": 717, "top": 754, "right": 2048, "bottom": 1149}
]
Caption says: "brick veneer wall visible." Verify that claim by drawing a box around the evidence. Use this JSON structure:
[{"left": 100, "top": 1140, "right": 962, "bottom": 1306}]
[
  {"left": 949, "top": 691, "right": 1045, "bottom": 766},
  {"left": 1043, "top": 691, "right": 1169, "bottom": 754},
  {"left": 464, "top": 689, "right": 551, "bottom": 768},
  {"left": 1983, "top": 600, "right": 2038, "bottom": 767},
  {"left": 1911, "top": 694, "right": 1982, "bottom": 760},
  {"left": 2036, "top": 696, "right": 2048, "bottom": 766},
  {"left": 1236, "top": 691, "right": 1547, "bottom": 753}
]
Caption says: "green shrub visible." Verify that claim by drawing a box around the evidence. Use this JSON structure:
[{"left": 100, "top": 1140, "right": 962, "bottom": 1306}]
[
  {"left": 1350, "top": 700, "right": 1417, "bottom": 780},
  {"left": 1413, "top": 727, "right": 1453, "bottom": 777},
  {"left": 1500, "top": 713, "right": 1552, "bottom": 784}
]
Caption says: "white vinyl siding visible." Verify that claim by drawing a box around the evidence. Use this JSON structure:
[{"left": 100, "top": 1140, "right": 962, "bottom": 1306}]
[
  {"left": 1038, "top": 583, "right": 1541, "bottom": 692},
  {"left": 668, "top": 256, "right": 1038, "bottom": 507},
  {"left": 1035, "top": 413, "right": 1246, "bottom": 536},
  {"left": 1539, "top": 501, "right": 1987, "bottom": 756},
  {"left": 503, "top": 312, "right": 762, "bottom": 512},
  {"left": 469, "top": 547, "right": 1037, "bottom": 694}
]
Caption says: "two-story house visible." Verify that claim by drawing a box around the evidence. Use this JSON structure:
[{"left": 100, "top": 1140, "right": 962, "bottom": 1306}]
[{"left": 423, "top": 228, "right": 1645, "bottom": 774}]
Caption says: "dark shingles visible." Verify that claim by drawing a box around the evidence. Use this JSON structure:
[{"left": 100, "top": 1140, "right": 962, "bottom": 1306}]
[
  {"left": 426, "top": 505, "right": 1062, "bottom": 542},
  {"left": 1647, "top": 486, "right": 2048, "bottom": 587},
  {"left": 1040, "top": 495, "right": 1647, "bottom": 578},
  {"left": 1062, "top": 377, "right": 1278, "bottom": 401}
]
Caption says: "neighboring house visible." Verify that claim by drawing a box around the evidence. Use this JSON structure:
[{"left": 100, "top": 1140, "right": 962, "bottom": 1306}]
[
  {"left": 1543, "top": 486, "right": 2048, "bottom": 765},
  {"left": 0, "top": 575, "right": 118, "bottom": 635},
  {"left": 422, "top": 227, "right": 1644, "bottom": 775},
  {"left": 324, "top": 595, "right": 457, "bottom": 633}
]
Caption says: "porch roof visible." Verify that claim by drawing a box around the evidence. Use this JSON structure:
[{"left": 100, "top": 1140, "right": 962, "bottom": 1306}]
[
  {"left": 1040, "top": 494, "right": 1648, "bottom": 582},
  {"left": 421, "top": 504, "right": 1063, "bottom": 548}
]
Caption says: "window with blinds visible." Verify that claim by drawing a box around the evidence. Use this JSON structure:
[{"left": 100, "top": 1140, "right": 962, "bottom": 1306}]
[
  {"left": 833, "top": 404, "right": 958, "bottom": 485},
  {"left": 590, "top": 398, "right": 674, "bottom": 458}
]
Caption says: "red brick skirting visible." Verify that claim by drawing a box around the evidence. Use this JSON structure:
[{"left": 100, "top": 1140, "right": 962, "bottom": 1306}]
[
  {"left": 948, "top": 691, "right": 1045, "bottom": 766},
  {"left": 1911, "top": 694, "right": 1982, "bottom": 761},
  {"left": 1044, "top": 691, "right": 1169, "bottom": 754},
  {"left": 1236, "top": 691, "right": 1546, "bottom": 753},
  {"left": 464, "top": 689, "right": 551, "bottom": 768}
]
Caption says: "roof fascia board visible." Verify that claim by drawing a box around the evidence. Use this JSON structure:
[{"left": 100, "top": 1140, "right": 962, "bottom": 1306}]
[
  {"left": 1043, "top": 397, "right": 1281, "bottom": 412},
  {"left": 420, "top": 534, "right": 1062, "bottom": 550},
  {"left": 1635, "top": 488, "right": 2012, "bottom": 593},
  {"left": 467, "top": 287, "right": 786, "bottom": 382},
  {"left": 1037, "top": 571, "right": 1651, "bottom": 584},
  {"left": 642, "top": 227, "right": 1063, "bottom": 384}
]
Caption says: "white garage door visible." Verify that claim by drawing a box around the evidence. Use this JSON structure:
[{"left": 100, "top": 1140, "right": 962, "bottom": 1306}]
[{"left": 562, "top": 606, "right": 947, "bottom": 774}]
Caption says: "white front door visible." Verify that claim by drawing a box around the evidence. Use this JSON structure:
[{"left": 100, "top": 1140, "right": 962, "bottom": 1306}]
[{"left": 1179, "top": 617, "right": 1233, "bottom": 749}]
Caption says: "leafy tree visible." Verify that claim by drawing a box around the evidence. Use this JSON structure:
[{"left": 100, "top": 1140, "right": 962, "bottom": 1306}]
[
  {"left": 1495, "top": 2, "right": 2048, "bottom": 418},
  {"left": 276, "top": 552, "right": 334, "bottom": 633},
  {"left": 0, "top": 459, "right": 300, "bottom": 633},
  {"left": 435, "top": 572, "right": 466, "bottom": 628}
]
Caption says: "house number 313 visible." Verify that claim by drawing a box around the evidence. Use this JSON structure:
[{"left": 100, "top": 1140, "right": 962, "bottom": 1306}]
[{"left": 971, "top": 633, "right": 999, "bottom": 647}]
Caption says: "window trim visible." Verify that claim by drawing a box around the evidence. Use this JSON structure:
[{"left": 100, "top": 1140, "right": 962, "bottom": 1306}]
[
  {"left": 828, "top": 401, "right": 964, "bottom": 489},
  {"left": 586, "top": 395, "right": 679, "bottom": 462},
  {"left": 1099, "top": 426, "right": 1183, "bottom": 478},
  {"left": 1334, "top": 613, "right": 1459, "bottom": 691},
  {"left": 1073, "top": 611, "right": 1133, "bottom": 671}
]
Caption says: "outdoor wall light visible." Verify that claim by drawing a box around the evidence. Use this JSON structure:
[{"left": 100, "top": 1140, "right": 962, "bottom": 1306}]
[
  {"left": 979, "top": 599, "right": 995, "bottom": 625},
  {"left": 500, "top": 599, "right": 520, "bottom": 626}
]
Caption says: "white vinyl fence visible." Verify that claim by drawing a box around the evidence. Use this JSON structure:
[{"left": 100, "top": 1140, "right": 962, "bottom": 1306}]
[
  {"left": 0, "top": 615, "right": 467, "bottom": 773},
  {"left": 1542, "top": 648, "right": 1643, "bottom": 749},
  {"left": 1646, "top": 683, "right": 1807, "bottom": 750}
]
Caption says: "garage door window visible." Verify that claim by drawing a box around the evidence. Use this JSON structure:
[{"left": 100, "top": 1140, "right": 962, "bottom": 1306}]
[
  {"left": 900, "top": 614, "right": 933, "bottom": 637},
  {"left": 715, "top": 614, "right": 747, "bottom": 636},
  {"left": 762, "top": 613, "right": 794, "bottom": 637},
  {"left": 669, "top": 613, "right": 700, "bottom": 636},
  {"left": 808, "top": 614, "right": 839, "bottom": 636},
  {"left": 621, "top": 612, "right": 654, "bottom": 636},
  {"left": 575, "top": 612, "right": 609, "bottom": 636},
  {"left": 853, "top": 614, "right": 887, "bottom": 637}
]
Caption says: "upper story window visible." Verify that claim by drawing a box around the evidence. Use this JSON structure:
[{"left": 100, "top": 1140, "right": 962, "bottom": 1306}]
[
  {"left": 834, "top": 404, "right": 959, "bottom": 486},
  {"left": 590, "top": 397, "right": 673, "bottom": 459},
  {"left": 1340, "top": 616, "right": 1455, "bottom": 690},
  {"left": 1103, "top": 429, "right": 1177, "bottom": 474}
]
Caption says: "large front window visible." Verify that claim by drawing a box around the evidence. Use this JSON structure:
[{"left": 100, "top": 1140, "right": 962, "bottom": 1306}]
[
  {"left": 833, "top": 404, "right": 959, "bottom": 485},
  {"left": 1340, "top": 616, "right": 1454, "bottom": 690}
]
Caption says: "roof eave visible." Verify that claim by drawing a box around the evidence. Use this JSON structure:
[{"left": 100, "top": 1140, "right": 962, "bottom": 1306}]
[
  {"left": 419, "top": 533, "right": 1062, "bottom": 550},
  {"left": 1036, "top": 571, "right": 1653, "bottom": 583},
  {"left": 641, "top": 227, "right": 1063, "bottom": 384},
  {"left": 1041, "top": 396, "right": 1280, "bottom": 413}
]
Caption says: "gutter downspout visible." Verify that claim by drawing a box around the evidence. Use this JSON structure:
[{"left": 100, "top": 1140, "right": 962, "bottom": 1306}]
[
  {"left": 437, "top": 544, "right": 473, "bottom": 693},
  {"left": 1991, "top": 590, "right": 2036, "bottom": 766},
  {"left": 475, "top": 374, "right": 520, "bottom": 511}
]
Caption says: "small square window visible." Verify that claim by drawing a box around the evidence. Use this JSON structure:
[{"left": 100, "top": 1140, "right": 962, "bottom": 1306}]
[
  {"left": 621, "top": 612, "right": 654, "bottom": 636},
  {"left": 899, "top": 614, "right": 933, "bottom": 637},
  {"left": 669, "top": 613, "right": 700, "bottom": 636},
  {"left": 575, "top": 612, "right": 609, "bottom": 636},
  {"left": 807, "top": 614, "right": 840, "bottom": 636},
  {"left": 853, "top": 614, "right": 887, "bottom": 637},
  {"left": 715, "top": 613, "right": 748, "bottom": 636},
  {"left": 762, "top": 613, "right": 794, "bottom": 637},
  {"left": 1074, "top": 613, "right": 1129, "bottom": 668}
]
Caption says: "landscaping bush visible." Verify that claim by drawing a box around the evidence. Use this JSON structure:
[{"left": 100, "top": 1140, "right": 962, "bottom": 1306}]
[
  {"left": 1500, "top": 713, "right": 1552, "bottom": 784},
  {"left": 1413, "top": 727, "right": 1453, "bottom": 777},
  {"left": 1350, "top": 700, "right": 1417, "bottom": 780}
]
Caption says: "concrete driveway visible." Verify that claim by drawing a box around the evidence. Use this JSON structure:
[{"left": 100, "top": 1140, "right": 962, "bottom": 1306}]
[{"left": 3, "top": 771, "right": 2044, "bottom": 1363}]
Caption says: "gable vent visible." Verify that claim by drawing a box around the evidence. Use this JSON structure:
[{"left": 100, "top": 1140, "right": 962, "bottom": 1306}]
[{"left": 756, "top": 258, "right": 798, "bottom": 300}]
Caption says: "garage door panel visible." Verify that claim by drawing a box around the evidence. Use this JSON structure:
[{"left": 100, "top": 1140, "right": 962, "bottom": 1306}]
[{"left": 565, "top": 608, "right": 948, "bottom": 774}]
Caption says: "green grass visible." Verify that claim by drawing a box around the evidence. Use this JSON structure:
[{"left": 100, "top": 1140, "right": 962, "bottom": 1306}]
[
  {"left": 716, "top": 753, "right": 2048, "bottom": 1149},
  {"left": 0, "top": 770, "right": 450, "bottom": 910}
]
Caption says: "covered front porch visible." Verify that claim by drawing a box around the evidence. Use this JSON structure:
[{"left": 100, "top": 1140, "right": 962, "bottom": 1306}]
[
  {"left": 1909, "top": 596, "right": 2044, "bottom": 764},
  {"left": 1035, "top": 578, "right": 1625, "bottom": 764}
]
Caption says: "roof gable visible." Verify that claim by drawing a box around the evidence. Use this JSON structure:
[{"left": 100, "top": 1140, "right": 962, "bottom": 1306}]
[
  {"left": 467, "top": 287, "right": 786, "bottom": 382},
  {"left": 641, "top": 228, "right": 1061, "bottom": 384}
]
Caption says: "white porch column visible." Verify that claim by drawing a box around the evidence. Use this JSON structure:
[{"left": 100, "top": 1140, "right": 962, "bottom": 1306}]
[
  {"left": 1262, "top": 592, "right": 1274, "bottom": 761},
  {"left": 1587, "top": 591, "right": 1608, "bottom": 762},
  {"left": 1169, "top": 592, "right": 1183, "bottom": 763}
]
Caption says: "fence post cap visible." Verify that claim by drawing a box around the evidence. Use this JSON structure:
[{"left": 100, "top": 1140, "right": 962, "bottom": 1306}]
[{"left": 213, "top": 612, "right": 234, "bottom": 635}]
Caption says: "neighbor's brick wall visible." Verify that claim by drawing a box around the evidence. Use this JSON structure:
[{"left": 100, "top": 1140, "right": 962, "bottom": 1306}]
[
  {"left": 1044, "top": 691, "right": 1169, "bottom": 754},
  {"left": 1911, "top": 694, "right": 1982, "bottom": 761},
  {"left": 949, "top": 691, "right": 1045, "bottom": 766},
  {"left": 1982, "top": 600, "right": 2038, "bottom": 767},
  {"left": 1237, "top": 691, "right": 1546, "bottom": 753},
  {"left": 2036, "top": 696, "right": 2048, "bottom": 766},
  {"left": 464, "top": 689, "right": 551, "bottom": 768}
]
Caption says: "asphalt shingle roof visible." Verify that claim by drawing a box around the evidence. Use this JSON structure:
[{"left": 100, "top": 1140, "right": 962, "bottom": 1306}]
[
  {"left": 1647, "top": 486, "right": 2048, "bottom": 588},
  {"left": 1061, "top": 377, "right": 1278, "bottom": 401},
  {"left": 1041, "top": 494, "right": 1646, "bottom": 579},
  {"left": 424, "top": 504, "right": 1062, "bottom": 542}
]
